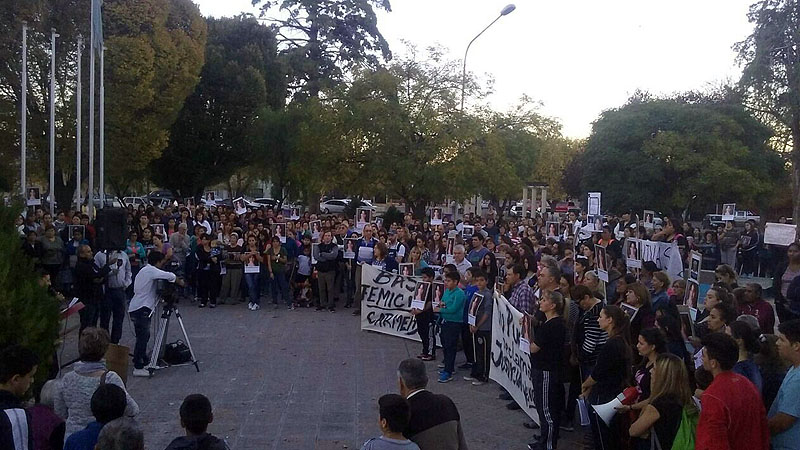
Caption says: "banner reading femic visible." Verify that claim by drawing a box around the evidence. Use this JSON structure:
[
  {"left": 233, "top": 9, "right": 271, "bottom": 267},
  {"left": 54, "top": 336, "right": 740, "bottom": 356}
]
[
  {"left": 489, "top": 292, "right": 539, "bottom": 423},
  {"left": 360, "top": 263, "right": 421, "bottom": 341}
]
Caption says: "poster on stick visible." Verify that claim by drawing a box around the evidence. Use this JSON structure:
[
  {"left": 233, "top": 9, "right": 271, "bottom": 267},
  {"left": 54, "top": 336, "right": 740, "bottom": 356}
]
[{"left": 489, "top": 292, "right": 539, "bottom": 423}]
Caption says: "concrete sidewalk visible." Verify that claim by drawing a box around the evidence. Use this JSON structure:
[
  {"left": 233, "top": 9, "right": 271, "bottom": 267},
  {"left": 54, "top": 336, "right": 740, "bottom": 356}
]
[{"left": 60, "top": 301, "right": 582, "bottom": 449}]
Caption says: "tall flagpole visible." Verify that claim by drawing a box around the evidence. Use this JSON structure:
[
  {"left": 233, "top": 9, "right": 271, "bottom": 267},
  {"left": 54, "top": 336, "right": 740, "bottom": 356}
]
[
  {"left": 88, "top": 3, "right": 95, "bottom": 218},
  {"left": 99, "top": 45, "right": 104, "bottom": 209},
  {"left": 76, "top": 36, "right": 83, "bottom": 210},
  {"left": 49, "top": 29, "right": 58, "bottom": 216},
  {"left": 20, "top": 22, "right": 27, "bottom": 198}
]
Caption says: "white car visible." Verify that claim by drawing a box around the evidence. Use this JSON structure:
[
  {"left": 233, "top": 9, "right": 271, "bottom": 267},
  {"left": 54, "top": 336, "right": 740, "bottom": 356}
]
[
  {"left": 123, "top": 196, "right": 149, "bottom": 207},
  {"left": 320, "top": 199, "right": 350, "bottom": 214}
]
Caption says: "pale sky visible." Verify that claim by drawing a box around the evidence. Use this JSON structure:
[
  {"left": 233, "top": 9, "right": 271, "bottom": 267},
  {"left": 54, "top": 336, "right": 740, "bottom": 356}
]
[{"left": 194, "top": 0, "right": 755, "bottom": 138}]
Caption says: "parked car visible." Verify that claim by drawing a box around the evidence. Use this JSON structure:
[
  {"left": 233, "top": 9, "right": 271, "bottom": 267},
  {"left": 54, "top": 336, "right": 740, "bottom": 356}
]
[
  {"left": 91, "top": 195, "right": 123, "bottom": 208},
  {"left": 734, "top": 210, "right": 761, "bottom": 224},
  {"left": 352, "top": 199, "right": 377, "bottom": 211},
  {"left": 147, "top": 190, "right": 174, "bottom": 203},
  {"left": 320, "top": 198, "right": 350, "bottom": 214},
  {"left": 254, "top": 198, "right": 278, "bottom": 208},
  {"left": 123, "top": 196, "right": 149, "bottom": 208}
]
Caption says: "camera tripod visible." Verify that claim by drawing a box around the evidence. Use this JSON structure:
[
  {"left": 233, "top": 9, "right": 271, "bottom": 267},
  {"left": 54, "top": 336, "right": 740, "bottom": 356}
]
[{"left": 145, "top": 299, "right": 199, "bottom": 376}]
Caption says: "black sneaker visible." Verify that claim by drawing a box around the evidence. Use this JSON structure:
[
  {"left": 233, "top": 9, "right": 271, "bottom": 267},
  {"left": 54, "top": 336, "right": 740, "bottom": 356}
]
[
  {"left": 522, "top": 420, "right": 540, "bottom": 429},
  {"left": 315, "top": 306, "right": 324, "bottom": 311},
  {"left": 458, "top": 362, "right": 474, "bottom": 370},
  {"left": 351, "top": 309, "right": 361, "bottom": 316},
  {"left": 329, "top": 308, "right": 336, "bottom": 313},
  {"left": 209, "top": 303, "right": 216, "bottom": 308},
  {"left": 198, "top": 303, "right": 206, "bottom": 308}
]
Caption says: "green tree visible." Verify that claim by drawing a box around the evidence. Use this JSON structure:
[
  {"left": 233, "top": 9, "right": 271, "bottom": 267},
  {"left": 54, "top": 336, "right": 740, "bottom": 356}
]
[
  {"left": 150, "top": 16, "right": 283, "bottom": 200},
  {"left": 0, "top": 199, "right": 60, "bottom": 385},
  {"left": 104, "top": 0, "right": 207, "bottom": 196},
  {"left": 736, "top": 0, "right": 800, "bottom": 233},
  {"left": 575, "top": 95, "right": 785, "bottom": 215},
  {"left": 252, "top": 0, "right": 392, "bottom": 101}
]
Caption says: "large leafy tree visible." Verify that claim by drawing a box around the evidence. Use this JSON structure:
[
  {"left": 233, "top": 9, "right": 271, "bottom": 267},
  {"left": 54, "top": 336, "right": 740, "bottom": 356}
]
[
  {"left": 150, "top": 16, "right": 283, "bottom": 200},
  {"left": 104, "top": 0, "right": 207, "bottom": 197},
  {"left": 575, "top": 94, "right": 785, "bottom": 215},
  {"left": 736, "top": 0, "right": 800, "bottom": 234},
  {"left": 252, "top": 0, "right": 392, "bottom": 101},
  {"left": 0, "top": 0, "right": 89, "bottom": 208}
]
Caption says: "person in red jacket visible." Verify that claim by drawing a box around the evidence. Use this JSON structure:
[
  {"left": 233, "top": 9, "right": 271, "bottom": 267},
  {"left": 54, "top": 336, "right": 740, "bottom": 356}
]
[{"left": 696, "top": 332, "right": 769, "bottom": 450}]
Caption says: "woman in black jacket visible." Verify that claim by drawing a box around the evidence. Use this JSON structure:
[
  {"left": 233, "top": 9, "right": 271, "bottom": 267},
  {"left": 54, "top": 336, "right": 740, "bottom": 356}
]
[
  {"left": 773, "top": 242, "right": 800, "bottom": 322},
  {"left": 581, "top": 305, "right": 632, "bottom": 450}
]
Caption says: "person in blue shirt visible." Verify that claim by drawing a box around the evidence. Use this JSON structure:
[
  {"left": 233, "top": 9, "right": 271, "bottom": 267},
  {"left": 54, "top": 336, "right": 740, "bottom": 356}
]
[
  {"left": 437, "top": 271, "right": 466, "bottom": 383},
  {"left": 63, "top": 383, "right": 127, "bottom": 450},
  {"left": 769, "top": 319, "right": 800, "bottom": 449},
  {"left": 459, "top": 267, "right": 479, "bottom": 371}
]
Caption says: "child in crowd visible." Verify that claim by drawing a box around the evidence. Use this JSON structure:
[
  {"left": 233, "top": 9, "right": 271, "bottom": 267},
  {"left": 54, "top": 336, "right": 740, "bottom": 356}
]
[
  {"left": 294, "top": 244, "right": 313, "bottom": 307},
  {"left": 465, "top": 269, "right": 493, "bottom": 385},
  {"left": 437, "top": 271, "right": 466, "bottom": 383},
  {"left": 412, "top": 267, "right": 437, "bottom": 361},
  {"left": 165, "top": 394, "right": 228, "bottom": 450},
  {"left": 63, "top": 384, "right": 128, "bottom": 450},
  {"left": 0, "top": 346, "right": 39, "bottom": 450},
  {"left": 460, "top": 267, "right": 479, "bottom": 369},
  {"left": 360, "top": 394, "right": 419, "bottom": 450}
]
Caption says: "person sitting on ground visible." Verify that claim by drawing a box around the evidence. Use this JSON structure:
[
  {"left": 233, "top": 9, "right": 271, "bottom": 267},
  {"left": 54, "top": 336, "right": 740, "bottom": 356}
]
[
  {"left": 54, "top": 328, "right": 139, "bottom": 436},
  {"left": 360, "top": 394, "right": 420, "bottom": 450},
  {"left": 28, "top": 380, "right": 65, "bottom": 450},
  {"left": 95, "top": 417, "right": 144, "bottom": 450},
  {"left": 396, "top": 359, "right": 467, "bottom": 450},
  {"left": 165, "top": 394, "right": 228, "bottom": 450},
  {"left": 63, "top": 384, "right": 127, "bottom": 450},
  {"left": 0, "top": 346, "right": 39, "bottom": 450}
]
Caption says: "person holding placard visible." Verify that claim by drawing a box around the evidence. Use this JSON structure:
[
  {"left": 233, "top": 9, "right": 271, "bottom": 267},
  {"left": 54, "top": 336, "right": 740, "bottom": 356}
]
[
  {"left": 465, "top": 270, "right": 492, "bottom": 385},
  {"left": 351, "top": 225, "right": 377, "bottom": 315},
  {"left": 411, "top": 268, "right": 436, "bottom": 362}
]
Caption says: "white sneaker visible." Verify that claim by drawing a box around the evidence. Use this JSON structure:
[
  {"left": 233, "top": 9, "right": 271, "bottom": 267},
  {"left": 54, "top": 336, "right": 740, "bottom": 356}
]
[
  {"left": 248, "top": 303, "right": 254, "bottom": 310},
  {"left": 132, "top": 368, "right": 150, "bottom": 377},
  {"left": 252, "top": 303, "right": 260, "bottom": 311}
]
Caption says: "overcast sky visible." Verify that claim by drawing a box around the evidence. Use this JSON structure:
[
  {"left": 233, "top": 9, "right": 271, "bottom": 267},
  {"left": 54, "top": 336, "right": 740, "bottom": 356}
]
[{"left": 193, "top": 0, "right": 756, "bottom": 138}]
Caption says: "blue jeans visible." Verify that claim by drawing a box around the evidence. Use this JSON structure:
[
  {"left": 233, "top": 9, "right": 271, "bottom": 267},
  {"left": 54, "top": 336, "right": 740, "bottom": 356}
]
[
  {"left": 100, "top": 287, "right": 127, "bottom": 344},
  {"left": 244, "top": 273, "right": 261, "bottom": 305},
  {"left": 440, "top": 321, "right": 462, "bottom": 374},
  {"left": 130, "top": 307, "right": 152, "bottom": 370},
  {"left": 271, "top": 271, "right": 291, "bottom": 306}
]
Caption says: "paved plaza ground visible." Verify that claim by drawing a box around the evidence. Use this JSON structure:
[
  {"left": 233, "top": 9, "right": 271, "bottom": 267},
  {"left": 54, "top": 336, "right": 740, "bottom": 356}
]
[{"left": 61, "top": 299, "right": 582, "bottom": 450}]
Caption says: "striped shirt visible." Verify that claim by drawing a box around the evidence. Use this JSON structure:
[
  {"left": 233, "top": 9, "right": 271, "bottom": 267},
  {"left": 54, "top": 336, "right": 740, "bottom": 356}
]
[{"left": 575, "top": 301, "right": 608, "bottom": 364}]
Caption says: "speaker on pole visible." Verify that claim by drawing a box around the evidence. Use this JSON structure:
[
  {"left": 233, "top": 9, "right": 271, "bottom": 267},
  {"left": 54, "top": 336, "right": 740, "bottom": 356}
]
[{"left": 95, "top": 207, "right": 127, "bottom": 251}]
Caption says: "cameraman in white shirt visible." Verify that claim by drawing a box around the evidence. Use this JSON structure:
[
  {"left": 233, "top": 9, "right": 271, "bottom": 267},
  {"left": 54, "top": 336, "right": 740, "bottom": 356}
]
[{"left": 128, "top": 251, "right": 185, "bottom": 377}]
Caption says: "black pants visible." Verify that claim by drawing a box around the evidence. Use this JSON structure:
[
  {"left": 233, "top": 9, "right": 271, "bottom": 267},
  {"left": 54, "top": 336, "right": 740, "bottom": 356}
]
[
  {"left": 533, "top": 368, "right": 564, "bottom": 449},
  {"left": 460, "top": 323, "right": 475, "bottom": 364},
  {"left": 197, "top": 271, "right": 220, "bottom": 305},
  {"left": 79, "top": 301, "right": 100, "bottom": 333},
  {"left": 470, "top": 330, "right": 491, "bottom": 381},
  {"left": 130, "top": 307, "right": 151, "bottom": 370},
  {"left": 417, "top": 314, "right": 437, "bottom": 357}
]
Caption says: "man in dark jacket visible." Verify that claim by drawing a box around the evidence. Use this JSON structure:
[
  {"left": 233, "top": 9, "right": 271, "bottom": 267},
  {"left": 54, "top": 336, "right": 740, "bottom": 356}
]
[
  {"left": 0, "top": 346, "right": 39, "bottom": 450},
  {"left": 397, "top": 359, "right": 468, "bottom": 450},
  {"left": 75, "top": 245, "right": 111, "bottom": 332},
  {"left": 165, "top": 394, "right": 228, "bottom": 450}
]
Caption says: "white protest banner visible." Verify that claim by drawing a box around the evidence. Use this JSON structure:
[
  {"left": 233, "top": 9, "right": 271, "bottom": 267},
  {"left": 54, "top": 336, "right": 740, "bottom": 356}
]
[
  {"left": 640, "top": 240, "right": 683, "bottom": 279},
  {"left": 489, "top": 292, "right": 538, "bottom": 423},
  {"left": 765, "top": 222, "right": 797, "bottom": 246},
  {"left": 359, "top": 263, "right": 421, "bottom": 341}
]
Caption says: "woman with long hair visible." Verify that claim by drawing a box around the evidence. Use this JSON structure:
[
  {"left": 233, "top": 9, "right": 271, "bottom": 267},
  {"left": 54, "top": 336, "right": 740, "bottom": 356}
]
[
  {"left": 739, "top": 220, "right": 760, "bottom": 276},
  {"left": 632, "top": 328, "right": 668, "bottom": 405},
  {"left": 729, "top": 320, "right": 763, "bottom": 394},
  {"left": 714, "top": 264, "right": 739, "bottom": 291},
  {"left": 655, "top": 313, "right": 690, "bottom": 364},
  {"left": 773, "top": 242, "right": 800, "bottom": 322},
  {"left": 581, "top": 305, "right": 632, "bottom": 449},
  {"left": 478, "top": 251, "right": 498, "bottom": 289},
  {"left": 407, "top": 246, "right": 428, "bottom": 276},
  {"left": 626, "top": 353, "right": 698, "bottom": 449}
]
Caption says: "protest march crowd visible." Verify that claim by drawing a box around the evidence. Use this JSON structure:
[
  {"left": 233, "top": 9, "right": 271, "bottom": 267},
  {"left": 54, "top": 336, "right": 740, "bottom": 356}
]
[{"left": 4, "top": 198, "right": 800, "bottom": 450}]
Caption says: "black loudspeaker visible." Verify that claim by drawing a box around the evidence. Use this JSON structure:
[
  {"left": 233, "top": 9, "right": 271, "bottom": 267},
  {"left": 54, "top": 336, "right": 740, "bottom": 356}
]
[{"left": 95, "top": 208, "right": 128, "bottom": 251}]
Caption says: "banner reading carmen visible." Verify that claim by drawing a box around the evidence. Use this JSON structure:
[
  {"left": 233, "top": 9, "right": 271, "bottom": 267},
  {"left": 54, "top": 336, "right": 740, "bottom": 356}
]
[
  {"left": 360, "top": 263, "right": 421, "bottom": 341},
  {"left": 489, "top": 292, "right": 538, "bottom": 423}
]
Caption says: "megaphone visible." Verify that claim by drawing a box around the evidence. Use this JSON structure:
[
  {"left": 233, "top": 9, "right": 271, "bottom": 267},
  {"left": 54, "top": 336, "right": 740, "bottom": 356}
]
[{"left": 592, "top": 386, "right": 639, "bottom": 426}]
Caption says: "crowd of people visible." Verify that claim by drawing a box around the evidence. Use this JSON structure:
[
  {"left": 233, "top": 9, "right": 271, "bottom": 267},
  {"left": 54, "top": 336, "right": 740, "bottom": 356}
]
[{"left": 7, "top": 200, "right": 800, "bottom": 450}]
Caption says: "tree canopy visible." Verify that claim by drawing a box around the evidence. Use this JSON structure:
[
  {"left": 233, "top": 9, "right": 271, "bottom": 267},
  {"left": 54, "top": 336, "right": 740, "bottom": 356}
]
[{"left": 572, "top": 94, "right": 785, "bottom": 215}]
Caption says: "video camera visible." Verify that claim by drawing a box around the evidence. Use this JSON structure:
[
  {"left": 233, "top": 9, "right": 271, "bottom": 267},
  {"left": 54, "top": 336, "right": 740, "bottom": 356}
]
[{"left": 155, "top": 278, "right": 180, "bottom": 306}]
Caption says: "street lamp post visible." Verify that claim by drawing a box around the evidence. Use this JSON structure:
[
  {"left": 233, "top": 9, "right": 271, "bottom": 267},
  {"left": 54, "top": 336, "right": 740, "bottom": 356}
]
[{"left": 460, "top": 4, "right": 516, "bottom": 114}]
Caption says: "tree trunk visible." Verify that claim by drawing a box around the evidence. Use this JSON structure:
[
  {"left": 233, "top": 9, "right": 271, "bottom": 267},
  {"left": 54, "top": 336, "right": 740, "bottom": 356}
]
[{"left": 793, "top": 124, "right": 800, "bottom": 241}]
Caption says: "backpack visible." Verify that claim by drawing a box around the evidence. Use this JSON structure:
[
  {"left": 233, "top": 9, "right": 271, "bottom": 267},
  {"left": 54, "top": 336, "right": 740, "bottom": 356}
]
[{"left": 651, "top": 405, "right": 698, "bottom": 450}]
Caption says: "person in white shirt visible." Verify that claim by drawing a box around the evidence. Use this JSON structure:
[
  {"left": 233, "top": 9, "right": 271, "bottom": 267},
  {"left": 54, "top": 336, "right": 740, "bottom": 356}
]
[
  {"left": 452, "top": 245, "right": 472, "bottom": 277},
  {"left": 127, "top": 251, "right": 184, "bottom": 377},
  {"left": 94, "top": 250, "right": 132, "bottom": 344}
]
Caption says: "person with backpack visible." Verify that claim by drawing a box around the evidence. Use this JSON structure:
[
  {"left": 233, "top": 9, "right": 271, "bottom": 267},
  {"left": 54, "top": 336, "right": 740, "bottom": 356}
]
[{"left": 625, "top": 353, "right": 698, "bottom": 449}]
